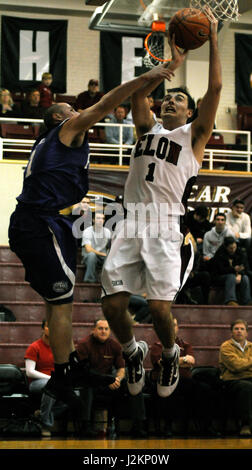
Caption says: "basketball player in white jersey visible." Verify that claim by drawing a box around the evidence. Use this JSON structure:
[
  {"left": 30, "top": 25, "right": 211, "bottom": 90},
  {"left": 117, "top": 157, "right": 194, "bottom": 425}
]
[{"left": 101, "top": 8, "right": 221, "bottom": 398}]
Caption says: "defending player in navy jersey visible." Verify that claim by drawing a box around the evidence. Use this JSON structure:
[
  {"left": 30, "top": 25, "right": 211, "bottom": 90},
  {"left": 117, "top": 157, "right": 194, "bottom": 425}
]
[
  {"left": 8, "top": 65, "right": 175, "bottom": 416},
  {"left": 101, "top": 8, "right": 222, "bottom": 399}
]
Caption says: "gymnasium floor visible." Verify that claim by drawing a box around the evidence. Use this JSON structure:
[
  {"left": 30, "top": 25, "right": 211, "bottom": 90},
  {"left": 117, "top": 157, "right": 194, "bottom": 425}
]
[{"left": 0, "top": 436, "right": 252, "bottom": 449}]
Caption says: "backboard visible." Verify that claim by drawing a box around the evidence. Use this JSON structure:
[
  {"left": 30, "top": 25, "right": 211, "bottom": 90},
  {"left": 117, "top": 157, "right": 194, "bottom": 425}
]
[
  {"left": 88, "top": 0, "right": 251, "bottom": 32},
  {"left": 88, "top": 0, "right": 190, "bottom": 34}
]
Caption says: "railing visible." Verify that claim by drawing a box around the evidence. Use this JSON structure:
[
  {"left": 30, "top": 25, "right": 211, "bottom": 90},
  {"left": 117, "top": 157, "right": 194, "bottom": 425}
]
[{"left": 0, "top": 117, "right": 251, "bottom": 171}]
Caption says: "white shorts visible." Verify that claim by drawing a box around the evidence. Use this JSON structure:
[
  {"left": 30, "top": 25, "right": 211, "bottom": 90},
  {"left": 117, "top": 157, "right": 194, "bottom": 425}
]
[{"left": 101, "top": 218, "right": 194, "bottom": 301}]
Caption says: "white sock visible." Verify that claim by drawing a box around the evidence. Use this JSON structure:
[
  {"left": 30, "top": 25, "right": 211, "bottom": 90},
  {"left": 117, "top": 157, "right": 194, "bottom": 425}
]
[
  {"left": 162, "top": 344, "right": 176, "bottom": 360},
  {"left": 122, "top": 337, "right": 138, "bottom": 357}
]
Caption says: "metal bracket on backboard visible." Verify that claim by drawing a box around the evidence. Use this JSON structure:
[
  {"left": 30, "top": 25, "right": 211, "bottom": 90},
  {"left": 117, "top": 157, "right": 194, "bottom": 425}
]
[
  {"left": 88, "top": 0, "right": 151, "bottom": 34},
  {"left": 85, "top": 1, "right": 109, "bottom": 5}
]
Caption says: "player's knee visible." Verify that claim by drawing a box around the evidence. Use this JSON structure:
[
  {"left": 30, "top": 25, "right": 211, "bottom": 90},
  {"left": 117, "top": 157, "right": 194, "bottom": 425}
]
[
  {"left": 148, "top": 300, "right": 172, "bottom": 321},
  {"left": 102, "top": 295, "right": 127, "bottom": 321}
]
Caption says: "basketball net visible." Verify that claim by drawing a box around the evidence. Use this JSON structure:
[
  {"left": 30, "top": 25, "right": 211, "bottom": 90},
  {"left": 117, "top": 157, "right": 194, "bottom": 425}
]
[
  {"left": 139, "top": 0, "right": 239, "bottom": 22},
  {"left": 189, "top": 0, "right": 239, "bottom": 21},
  {"left": 141, "top": 0, "right": 239, "bottom": 68},
  {"left": 143, "top": 13, "right": 172, "bottom": 69}
]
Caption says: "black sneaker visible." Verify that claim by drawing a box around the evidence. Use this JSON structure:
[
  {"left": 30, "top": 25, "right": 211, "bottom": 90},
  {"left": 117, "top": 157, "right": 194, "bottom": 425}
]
[
  {"left": 123, "top": 341, "right": 148, "bottom": 396},
  {"left": 157, "top": 344, "right": 180, "bottom": 397},
  {"left": 43, "top": 371, "right": 82, "bottom": 417},
  {"left": 69, "top": 355, "right": 115, "bottom": 387}
]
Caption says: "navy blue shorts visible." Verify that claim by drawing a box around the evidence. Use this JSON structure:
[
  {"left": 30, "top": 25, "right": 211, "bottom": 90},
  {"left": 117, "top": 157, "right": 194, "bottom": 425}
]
[{"left": 8, "top": 205, "right": 77, "bottom": 305}]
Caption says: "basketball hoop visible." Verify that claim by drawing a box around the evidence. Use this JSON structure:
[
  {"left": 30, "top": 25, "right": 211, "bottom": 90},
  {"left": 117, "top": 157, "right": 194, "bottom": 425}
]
[
  {"left": 189, "top": 0, "right": 239, "bottom": 21},
  {"left": 143, "top": 19, "right": 171, "bottom": 69}
]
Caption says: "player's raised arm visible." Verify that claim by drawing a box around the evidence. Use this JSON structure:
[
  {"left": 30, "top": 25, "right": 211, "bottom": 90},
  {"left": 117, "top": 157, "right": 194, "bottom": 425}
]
[
  {"left": 131, "top": 35, "right": 188, "bottom": 138},
  {"left": 191, "top": 7, "right": 222, "bottom": 164},
  {"left": 59, "top": 65, "right": 175, "bottom": 145}
]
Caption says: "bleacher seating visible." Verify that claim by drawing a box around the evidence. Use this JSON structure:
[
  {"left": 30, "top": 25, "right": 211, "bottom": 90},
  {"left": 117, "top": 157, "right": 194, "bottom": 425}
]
[
  {"left": 236, "top": 105, "right": 252, "bottom": 144},
  {"left": 55, "top": 94, "right": 76, "bottom": 106},
  {"left": 1, "top": 244, "right": 252, "bottom": 370},
  {"left": 0, "top": 245, "right": 251, "bottom": 435},
  {"left": 0, "top": 123, "right": 40, "bottom": 140}
]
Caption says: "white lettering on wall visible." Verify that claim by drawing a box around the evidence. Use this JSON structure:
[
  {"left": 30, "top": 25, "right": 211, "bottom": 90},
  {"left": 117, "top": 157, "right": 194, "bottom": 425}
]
[
  {"left": 121, "top": 37, "right": 143, "bottom": 83},
  {"left": 19, "top": 30, "right": 49, "bottom": 81}
]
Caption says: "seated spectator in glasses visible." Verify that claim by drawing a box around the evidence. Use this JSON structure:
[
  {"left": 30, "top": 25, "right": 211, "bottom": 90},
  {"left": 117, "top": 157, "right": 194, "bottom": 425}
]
[
  {"left": 186, "top": 206, "right": 212, "bottom": 252},
  {"left": 76, "top": 318, "right": 126, "bottom": 437},
  {"left": 76, "top": 318, "right": 147, "bottom": 438},
  {"left": 0, "top": 88, "right": 20, "bottom": 118},
  {"left": 225, "top": 199, "right": 252, "bottom": 253},
  {"left": 75, "top": 79, "right": 103, "bottom": 112},
  {"left": 211, "top": 236, "right": 252, "bottom": 306},
  {"left": 105, "top": 105, "right": 134, "bottom": 146},
  {"left": 203, "top": 212, "right": 234, "bottom": 262},
  {"left": 20, "top": 89, "right": 45, "bottom": 119}
]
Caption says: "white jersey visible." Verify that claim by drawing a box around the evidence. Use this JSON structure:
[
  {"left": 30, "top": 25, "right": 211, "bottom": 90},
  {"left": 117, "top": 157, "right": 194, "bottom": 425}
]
[{"left": 124, "top": 121, "right": 200, "bottom": 220}]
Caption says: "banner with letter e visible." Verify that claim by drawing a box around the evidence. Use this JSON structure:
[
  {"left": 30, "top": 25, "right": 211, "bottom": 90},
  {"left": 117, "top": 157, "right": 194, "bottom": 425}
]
[
  {"left": 235, "top": 33, "right": 252, "bottom": 106},
  {"left": 1, "top": 16, "right": 67, "bottom": 92},
  {"left": 100, "top": 31, "right": 164, "bottom": 100}
]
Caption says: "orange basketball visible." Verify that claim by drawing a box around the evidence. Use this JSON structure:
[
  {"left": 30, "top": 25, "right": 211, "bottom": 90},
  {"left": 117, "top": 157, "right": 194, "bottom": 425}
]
[{"left": 168, "top": 8, "right": 210, "bottom": 50}]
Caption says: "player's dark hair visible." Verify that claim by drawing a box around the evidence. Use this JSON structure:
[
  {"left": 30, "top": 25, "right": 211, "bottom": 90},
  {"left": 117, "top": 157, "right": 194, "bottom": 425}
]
[
  {"left": 165, "top": 87, "right": 195, "bottom": 112},
  {"left": 44, "top": 104, "right": 65, "bottom": 130}
]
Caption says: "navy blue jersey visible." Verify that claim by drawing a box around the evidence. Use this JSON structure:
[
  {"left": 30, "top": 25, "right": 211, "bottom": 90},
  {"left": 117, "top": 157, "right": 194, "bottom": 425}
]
[{"left": 17, "top": 121, "right": 89, "bottom": 212}]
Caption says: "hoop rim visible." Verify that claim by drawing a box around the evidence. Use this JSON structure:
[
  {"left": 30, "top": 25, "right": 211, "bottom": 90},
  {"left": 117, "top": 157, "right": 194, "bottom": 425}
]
[
  {"left": 144, "top": 32, "right": 171, "bottom": 64},
  {"left": 139, "top": 0, "right": 147, "bottom": 10}
]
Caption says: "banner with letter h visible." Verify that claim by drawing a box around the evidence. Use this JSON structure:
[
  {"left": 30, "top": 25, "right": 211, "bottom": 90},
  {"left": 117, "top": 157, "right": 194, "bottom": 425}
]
[{"left": 1, "top": 16, "right": 67, "bottom": 92}]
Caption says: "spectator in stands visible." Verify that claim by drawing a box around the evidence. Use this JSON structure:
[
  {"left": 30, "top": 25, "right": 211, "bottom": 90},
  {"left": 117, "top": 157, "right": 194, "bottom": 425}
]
[
  {"left": 203, "top": 212, "right": 234, "bottom": 261},
  {"left": 147, "top": 94, "right": 156, "bottom": 119},
  {"left": 38, "top": 73, "right": 54, "bottom": 109},
  {"left": 105, "top": 105, "right": 134, "bottom": 146},
  {"left": 75, "top": 79, "right": 103, "bottom": 112},
  {"left": 24, "top": 319, "right": 67, "bottom": 437},
  {"left": 225, "top": 199, "right": 252, "bottom": 253},
  {"left": 126, "top": 93, "right": 156, "bottom": 127},
  {"left": 20, "top": 89, "right": 45, "bottom": 119},
  {"left": 186, "top": 206, "right": 212, "bottom": 252},
  {"left": 74, "top": 195, "right": 92, "bottom": 220},
  {"left": 219, "top": 318, "right": 252, "bottom": 436},
  {"left": 0, "top": 88, "right": 20, "bottom": 118},
  {"left": 150, "top": 317, "right": 217, "bottom": 436},
  {"left": 211, "top": 236, "right": 252, "bottom": 306},
  {"left": 76, "top": 318, "right": 125, "bottom": 437},
  {"left": 81, "top": 212, "right": 111, "bottom": 283},
  {"left": 76, "top": 318, "right": 147, "bottom": 438},
  {"left": 71, "top": 196, "right": 93, "bottom": 246}
]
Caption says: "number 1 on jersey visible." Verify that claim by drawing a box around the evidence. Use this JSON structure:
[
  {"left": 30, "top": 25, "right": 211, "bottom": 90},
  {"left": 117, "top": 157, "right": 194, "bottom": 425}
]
[{"left": 145, "top": 162, "right": 156, "bottom": 182}]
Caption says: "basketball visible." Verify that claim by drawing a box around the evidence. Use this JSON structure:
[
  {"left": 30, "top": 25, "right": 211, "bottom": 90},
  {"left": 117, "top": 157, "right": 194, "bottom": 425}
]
[{"left": 168, "top": 8, "right": 211, "bottom": 50}]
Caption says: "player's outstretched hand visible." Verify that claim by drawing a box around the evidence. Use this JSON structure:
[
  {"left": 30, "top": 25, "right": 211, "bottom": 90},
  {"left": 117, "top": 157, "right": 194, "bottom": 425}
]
[
  {"left": 143, "top": 62, "right": 175, "bottom": 82},
  {"left": 167, "top": 33, "right": 188, "bottom": 70},
  {"left": 203, "top": 5, "right": 218, "bottom": 36}
]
